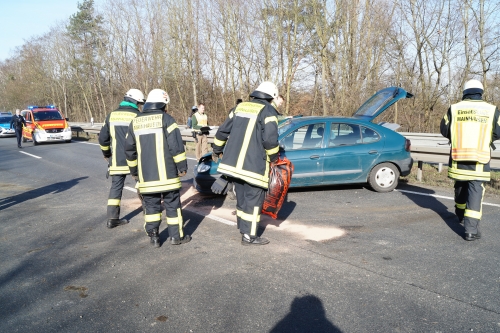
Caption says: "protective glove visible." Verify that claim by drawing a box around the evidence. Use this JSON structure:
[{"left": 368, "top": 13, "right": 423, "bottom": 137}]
[
  {"left": 212, "top": 152, "right": 222, "bottom": 163},
  {"left": 178, "top": 170, "right": 187, "bottom": 177},
  {"left": 211, "top": 176, "right": 229, "bottom": 194}
]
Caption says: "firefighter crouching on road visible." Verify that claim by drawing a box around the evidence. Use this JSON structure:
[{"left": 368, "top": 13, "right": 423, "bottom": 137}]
[
  {"left": 99, "top": 89, "right": 145, "bottom": 229},
  {"left": 212, "top": 81, "right": 280, "bottom": 246},
  {"left": 440, "top": 79, "right": 500, "bottom": 241},
  {"left": 124, "top": 89, "right": 190, "bottom": 247}
]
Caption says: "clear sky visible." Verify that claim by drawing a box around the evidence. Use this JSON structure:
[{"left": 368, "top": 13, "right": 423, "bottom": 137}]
[{"left": 0, "top": 0, "right": 103, "bottom": 61}]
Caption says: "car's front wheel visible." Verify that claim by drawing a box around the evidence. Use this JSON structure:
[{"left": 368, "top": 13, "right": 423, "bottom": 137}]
[
  {"left": 368, "top": 163, "right": 399, "bottom": 192},
  {"left": 32, "top": 137, "right": 38, "bottom": 146},
  {"left": 22, "top": 135, "right": 27, "bottom": 143}
]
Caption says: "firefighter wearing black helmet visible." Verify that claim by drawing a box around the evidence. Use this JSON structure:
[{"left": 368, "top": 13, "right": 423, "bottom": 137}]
[
  {"left": 212, "top": 81, "right": 280, "bottom": 245},
  {"left": 440, "top": 79, "right": 500, "bottom": 241},
  {"left": 124, "top": 89, "right": 190, "bottom": 248},
  {"left": 99, "top": 89, "right": 144, "bottom": 229}
]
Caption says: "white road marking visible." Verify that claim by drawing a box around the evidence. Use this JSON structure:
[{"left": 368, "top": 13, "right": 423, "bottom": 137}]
[
  {"left": 19, "top": 151, "right": 41, "bottom": 159},
  {"left": 75, "top": 142, "right": 99, "bottom": 145},
  {"left": 396, "top": 189, "right": 500, "bottom": 208}
]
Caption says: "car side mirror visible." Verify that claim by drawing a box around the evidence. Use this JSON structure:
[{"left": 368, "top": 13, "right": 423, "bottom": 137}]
[{"left": 65, "top": 118, "right": 69, "bottom": 121}]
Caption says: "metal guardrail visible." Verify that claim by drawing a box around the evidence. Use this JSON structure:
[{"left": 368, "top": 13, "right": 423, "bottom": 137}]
[{"left": 69, "top": 123, "right": 500, "bottom": 175}]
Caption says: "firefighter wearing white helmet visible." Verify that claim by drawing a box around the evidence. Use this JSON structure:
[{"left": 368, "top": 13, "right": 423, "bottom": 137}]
[
  {"left": 99, "top": 88, "right": 144, "bottom": 229},
  {"left": 440, "top": 79, "right": 500, "bottom": 241},
  {"left": 212, "top": 81, "right": 280, "bottom": 245},
  {"left": 124, "top": 89, "right": 190, "bottom": 247}
]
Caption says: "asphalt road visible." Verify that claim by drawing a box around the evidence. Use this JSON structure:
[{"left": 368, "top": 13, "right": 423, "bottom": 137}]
[{"left": 1, "top": 136, "right": 500, "bottom": 332}]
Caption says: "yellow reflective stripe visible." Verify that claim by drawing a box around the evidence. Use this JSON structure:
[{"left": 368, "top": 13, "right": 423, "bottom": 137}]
[
  {"left": 465, "top": 209, "right": 482, "bottom": 219},
  {"left": 237, "top": 209, "right": 261, "bottom": 223},
  {"left": 443, "top": 114, "right": 449, "bottom": 125},
  {"left": 229, "top": 112, "right": 234, "bottom": 119},
  {"left": 177, "top": 208, "right": 184, "bottom": 238},
  {"left": 235, "top": 102, "right": 265, "bottom": 115},
  {"left": 127, "top": 159, "right": 138, "bottom": 167},
  {"left": 455, "top": 203, "right": 466, "bottom": 209},
  {"left": 250, "top": 206, "right": 259, "bottom": 235},
  {"left": 173, "top": 152, "right": 186, "bottom": 163},
  {"left": 110, "top": 125, "right": 117, "bottom": 167},
  {"left": 108, "top": 199, "right": 120, "bottom": 206},
  {"left": 265, "top": 116, "right": 278, "bottom": 124},
  {"left": 236, "top": 117, "right": 257, "bottom": 169},
  {"left": 218, "top": 163, "right": 269, "bottom": 188},
  {"left": 145, "top": 213, "right": 162, "bottom": 222},
  {"left": 156, "top": 131, "right": 167, "bottom": 183},
  {"left": 266, "top": 145, "right": 279, "bottom": 155},
  {"left": 166, "top": 216, "right": 179, "bottom": 225},
  {"left": 109, "top": 166, "right": 130, "bottom": 175},
  {"left": 100, "top": 145, "right": 110, "bottom": 151},
  {"left": 214, "top": 137, "right": 226, "bottom": 146},
  {"left": 167, "top": 123, "right": 178, "bottom": 133},
  {"left": 138, "top": 180, "right": 182, "bottom": 194}
]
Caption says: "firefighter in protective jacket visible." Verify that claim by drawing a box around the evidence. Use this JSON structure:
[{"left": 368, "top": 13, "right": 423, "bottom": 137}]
[
  {"left": 99, "top": 89, "right": 144, "bottom": 229},
  {"left": 212, "top": 81, "right": 280, "bottom": 245},
  {"left": 440, "top": 79, "right": 500, "bottom": 241},
  {"left": 124, "top": 89, "right": 190, "bottom": 247}
]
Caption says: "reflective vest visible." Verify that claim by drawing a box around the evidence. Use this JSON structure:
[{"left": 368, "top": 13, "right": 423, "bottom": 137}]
[
  {"left": 99, "top": 102, "right": 140, "bottom": 175},
  {"left": 450, "top": 100, "right": 496, "bottom": 164},
  {"left": 193, "top": 112, "right": 207, "bottom": 128},
  {"left": 124, "top": 109, "right": 187, "bottom": 194}
]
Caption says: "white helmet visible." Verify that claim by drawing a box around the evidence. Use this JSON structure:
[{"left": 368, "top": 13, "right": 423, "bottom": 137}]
[
  {"left": 254, "top": 81, "right": 279, "bottom": 99},
  {"left": 146, "top": 89, "right": 170, "bottom": 104},
  {"left": 463, "top": 79, "right": 484, "bottom": 93},
  {"left": 125, "top": 89, "right": 145, "bottom": 103}
]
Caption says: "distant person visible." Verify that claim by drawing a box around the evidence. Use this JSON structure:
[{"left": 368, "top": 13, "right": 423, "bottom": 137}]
[
  {"left": 192, "top": 103, "right": 209, "bottom": 160},
  {"left": 125, "top": 89, "right": 190, "bottom": 247},
  {"left": 99, "top": 89, "right": 144, "bottom": 229},
  {"left": 186, "top": 106, "right": 197, "bottom": 129},
  {"left": 212, "top": 81, "right": 280, "bottom": 246},
  {"left": 440, "top": 79, "right": 500, "bottom": 241},
  {"left": 10, "top": 109, "right": 26, "bottom": 148}
]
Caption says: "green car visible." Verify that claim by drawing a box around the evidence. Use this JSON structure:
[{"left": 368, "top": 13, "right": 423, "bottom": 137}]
[{"left": 194, "top": 87, "right": 414, "bottom": 193}]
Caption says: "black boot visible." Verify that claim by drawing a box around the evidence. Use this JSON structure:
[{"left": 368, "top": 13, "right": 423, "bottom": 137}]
[
  {"left": 107, "top": 218, "right": 129, "bottom": 229},
  {"left": 148, "top": 228, "right": 160, "bottom": 247},
  {"left": 241, "top": 234, "right": 269, "bottom": 246},
  {"left": 171, "top": 235, "right": 192, "bottom": 245}
]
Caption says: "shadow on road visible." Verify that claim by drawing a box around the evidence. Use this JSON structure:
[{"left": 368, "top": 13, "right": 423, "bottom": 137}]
[
  {"left": 0, "top": 176, "right": 88, "bottom": 211},
  {"left": 269, "top": 294, "right": 342, "bottom": 333},
  {"left": 397, "top": 183, "right": 463, "bottom": 237}
]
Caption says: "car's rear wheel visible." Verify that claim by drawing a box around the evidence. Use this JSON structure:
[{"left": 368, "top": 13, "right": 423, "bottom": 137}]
[
  {"left": 65, "top": 140, "right": 71, "bottom": 143},
  {"left": 368, "top": 163, "right": 399, "bottom": 192}
]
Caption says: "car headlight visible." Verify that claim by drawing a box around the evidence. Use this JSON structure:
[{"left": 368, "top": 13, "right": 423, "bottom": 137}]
[
  {"left": 63, "top": 127, "right": 71, "bottom": 132},
  {"left": 197, "top": 163, "right": 211, "bottom": 173},
  {"left": 34, "top": 128, "right": 46, "bottom": 134}
]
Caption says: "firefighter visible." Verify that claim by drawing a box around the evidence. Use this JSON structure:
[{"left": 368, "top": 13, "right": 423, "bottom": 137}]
[
  {"left": 124, "top": 89, "right": 190, "bottom": 247},
  {"left": 440, "top": 79, "right": 500, "bottom": 241},
  {"left": 99, "top": 89, "right": 145, "bottom": 229},
  {"left": 192, "top": 103, "right": 209, "bottom": 160},
  {"left": 212, "top": 81, "right": 280, "bottom": 245}
]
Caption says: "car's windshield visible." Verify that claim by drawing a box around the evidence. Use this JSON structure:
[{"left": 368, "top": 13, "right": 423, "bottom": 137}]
[
  {"left": 0, "top": 116, "right": 11, "bottom": 123},
  {"left": 33, "top": 111, "right": 63, "bottom": 121}
]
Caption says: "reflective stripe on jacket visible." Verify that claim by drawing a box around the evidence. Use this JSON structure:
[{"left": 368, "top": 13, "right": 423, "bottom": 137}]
[
  {"left": 213, "top": 100, "right": 279, "bottom": 189},
  {"left": 450, "top": 100, "right": 496, "bottom": 164},
  {"left": 98, "top": 102, "right": 140, "bottom": 175},
  {"left": 124, "top": 108, "right": 187, "bottom": 194}
]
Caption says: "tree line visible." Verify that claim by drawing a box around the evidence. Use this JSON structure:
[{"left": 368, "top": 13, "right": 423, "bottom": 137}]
[{"left": 0, "top": 0, "right": 499, "bottom": 133}]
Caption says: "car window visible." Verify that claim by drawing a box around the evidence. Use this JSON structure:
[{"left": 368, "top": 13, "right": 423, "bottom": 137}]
[
  {"left": 361, "top": 126, "right": 380, "bottom": 143},
  {"left": 329, "top": 123, "right": 361, "bottom": 146},
  {"left": 23, "top": 112, "right": 31, "bottom": 122},
  {"left": 280, "top": 123, "right": 325, "bottom": 150},
  {"left": 33, "top": 111, "right": 64, "bottom": 121},
  {"left": 0, "top": 116, "right": 11, "bottom": 122}
]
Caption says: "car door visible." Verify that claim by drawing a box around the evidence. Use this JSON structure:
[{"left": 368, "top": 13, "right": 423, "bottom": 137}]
[
  {"left": 279, "top": 122, "right": 326, "bottom": 186},
  {"left": 22, "top": 111, "right": 33, "bottom": 139},
  {"left": 323, "top": 123, "right": 384, "bottom": 183}
]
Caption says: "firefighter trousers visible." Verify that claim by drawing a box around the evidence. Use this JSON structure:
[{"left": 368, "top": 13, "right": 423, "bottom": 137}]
[
  {"left": 107, "top": 174, "right": 127, "bottom": 220},
  {"left": 234, "top": 179, "right": 266, "bottom": 237},
  {"left": 454, "top": 180, "right": 485, "bottom": 234},
  {"left": 142, "top": 190, "right": 185, "bottom": 239}
]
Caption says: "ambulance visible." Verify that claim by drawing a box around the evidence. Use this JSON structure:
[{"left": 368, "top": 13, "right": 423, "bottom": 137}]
[{"left": 21, "top": 106, "right": 72, "bottom": 145}]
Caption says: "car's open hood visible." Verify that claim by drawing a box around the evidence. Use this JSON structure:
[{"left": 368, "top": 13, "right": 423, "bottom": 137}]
[{"left": 352, "top": 87, "right": 413, "bottom": 121}]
